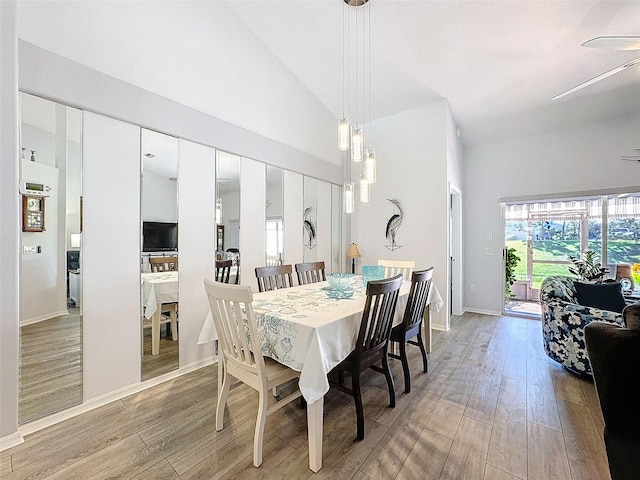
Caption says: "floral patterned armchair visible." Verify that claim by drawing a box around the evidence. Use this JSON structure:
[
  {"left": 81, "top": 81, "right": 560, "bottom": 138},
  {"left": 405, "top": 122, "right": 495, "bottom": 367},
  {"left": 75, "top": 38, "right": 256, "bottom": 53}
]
[{"left": 540, "top": 276, "right": 624, "bottom": 376}]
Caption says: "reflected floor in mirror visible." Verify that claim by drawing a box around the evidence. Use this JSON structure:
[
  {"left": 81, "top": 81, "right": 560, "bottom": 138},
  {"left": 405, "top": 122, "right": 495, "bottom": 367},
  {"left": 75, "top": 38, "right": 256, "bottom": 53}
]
[
  {"left": 19, "top": 311, "right": 82, "bottom": 424},
  {"left": 142, "top": 327, "right": 179, "bottom": 382}
]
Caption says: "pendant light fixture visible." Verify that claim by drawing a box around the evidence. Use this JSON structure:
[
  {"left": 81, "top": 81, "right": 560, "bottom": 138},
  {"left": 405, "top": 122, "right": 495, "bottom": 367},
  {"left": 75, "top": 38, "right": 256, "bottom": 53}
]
[{"left": 340, "top": 0, "right": 375, "bottom": 212}]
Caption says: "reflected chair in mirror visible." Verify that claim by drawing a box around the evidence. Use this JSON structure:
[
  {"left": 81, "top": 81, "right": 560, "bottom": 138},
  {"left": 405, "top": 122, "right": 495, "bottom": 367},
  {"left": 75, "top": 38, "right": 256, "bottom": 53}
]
[
  {"left": 147, "top": 255, "right": 179, "bottom": 340},
  {"left": 295, "top": 261, "right": 326, "bottom": 285},
  {"left": 149, "top": 256, "right": 178, "bottom": 272},
  {"left": 255, "top": 265, "right": 294, "bottom": 292},
  {"left": 204, "top": 279, "right": 301, "bottom": 467},
  {"left": 584, "top": 302, "right": 640, "bottom": 480},
  {"left": 389, "top": 267, "right": 433, "bottom": 393},
  {"left": 226, "top": 248, "right": 240, "bottom": 284},
  {"left": 378, "top": 259, "right": 415, "bottom": 281},
  {"left": 329, "top": 274, "right": 403, "bottom": 441},
  {"left": 215, "top": 260, "right": 232, "bottom": 283},
  {"left": 142, "top": 305, "right": 177, "bottom": 354}
]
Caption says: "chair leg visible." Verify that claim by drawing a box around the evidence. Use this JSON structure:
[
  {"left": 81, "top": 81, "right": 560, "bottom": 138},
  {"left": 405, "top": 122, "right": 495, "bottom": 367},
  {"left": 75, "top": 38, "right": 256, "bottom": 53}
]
[
  {"left": 216, "top": 367, "right": 231, "bottom": 432},
  {"left": 399, "top": 338, "right": 411, "bottom": 394},
  {"left": 416, "top": 329, "right": 429, "bottom": 373},
  {"left": 352, "top": 372, "right": 365, "bottom": 441},
  {"left": 382, "top": 352, "right": 396, "bottom": 407},
  {"left": 254, "top": 388, "right": 268, "bottom": 467}
]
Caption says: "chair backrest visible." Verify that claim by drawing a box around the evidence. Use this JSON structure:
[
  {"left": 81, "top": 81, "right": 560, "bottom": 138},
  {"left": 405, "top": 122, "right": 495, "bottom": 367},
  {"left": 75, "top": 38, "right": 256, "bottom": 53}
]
[
  {"left": 401, "top": 267, "right": 434, "bottom": 331},
  {"left": 295, "top": 261, "right": 326, "bottom": 285},
  {"left": 215, "top": 260, "right": 233, "bottom": 283},
  {"left": 149, "top": 256, "right": 178, "bottom": 272},
  {"left": 203, "top": 279, "right": 266, "bottom": 377},
  {"left": 354, "top": 274, "right": 403, "bottom": 358},
  {"left": 378, "top": 259, "right": 415, "bottom": 281},
  {"left": 255, "top": 264, "right": 294, "bottom": 292}
]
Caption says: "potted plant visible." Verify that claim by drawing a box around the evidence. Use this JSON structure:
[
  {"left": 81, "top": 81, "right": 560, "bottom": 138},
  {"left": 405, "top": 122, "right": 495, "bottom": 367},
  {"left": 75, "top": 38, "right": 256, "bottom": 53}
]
[
  {"left": 505, "top": 247, "right": 521, "bottom": 303},
  {"left": 567, "top": 250, "right": 608, "bottom": 283}
]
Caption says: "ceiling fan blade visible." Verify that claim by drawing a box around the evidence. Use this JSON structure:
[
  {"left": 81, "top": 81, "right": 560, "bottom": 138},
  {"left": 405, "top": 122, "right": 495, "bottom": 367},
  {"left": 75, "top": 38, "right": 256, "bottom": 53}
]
[
  {"left": 582, "top": 36, "right": 640, "bottom": 51},
  {"left": 552, "top": 57, "right": 640, "bottom": 100}
]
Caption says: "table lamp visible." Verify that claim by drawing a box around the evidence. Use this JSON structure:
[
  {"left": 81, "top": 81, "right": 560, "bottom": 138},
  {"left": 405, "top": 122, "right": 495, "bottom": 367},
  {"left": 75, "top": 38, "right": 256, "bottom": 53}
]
[{"left": 347, "top": 243, "right": 361, "bottom": 274}]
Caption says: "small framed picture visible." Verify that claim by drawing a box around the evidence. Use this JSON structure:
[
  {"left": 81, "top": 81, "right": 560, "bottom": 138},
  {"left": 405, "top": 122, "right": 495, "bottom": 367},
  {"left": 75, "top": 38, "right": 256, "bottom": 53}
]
[{"left": 22, "top": 195, "right": 45, "bottom": 232}]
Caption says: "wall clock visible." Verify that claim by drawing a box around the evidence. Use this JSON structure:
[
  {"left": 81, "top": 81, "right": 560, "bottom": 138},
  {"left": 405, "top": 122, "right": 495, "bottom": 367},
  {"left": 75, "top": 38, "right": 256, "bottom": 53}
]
[{"left": 22, "top": 195, "right": 45, "bottom": 232}]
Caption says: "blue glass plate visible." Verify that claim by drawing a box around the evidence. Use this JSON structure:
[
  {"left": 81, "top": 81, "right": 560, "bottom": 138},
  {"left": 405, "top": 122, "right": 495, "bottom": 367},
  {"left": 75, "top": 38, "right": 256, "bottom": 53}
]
[{"left": 323, "top": 288, "right": 354, "bottom": 299}]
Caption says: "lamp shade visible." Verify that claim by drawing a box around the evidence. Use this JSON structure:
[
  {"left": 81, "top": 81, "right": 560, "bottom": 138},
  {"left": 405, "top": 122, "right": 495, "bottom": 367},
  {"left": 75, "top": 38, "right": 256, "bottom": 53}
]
[{"left": 347, "top": 243, "right": 361, "bottom": 259}]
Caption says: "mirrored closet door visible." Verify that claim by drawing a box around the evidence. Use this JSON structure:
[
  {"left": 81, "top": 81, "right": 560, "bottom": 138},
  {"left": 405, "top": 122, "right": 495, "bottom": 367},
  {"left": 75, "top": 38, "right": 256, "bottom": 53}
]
[
  {"left": 19, "top": 93, "right": 83, "bottom": 423},
  {"left": 266, "top": 165, "right": 284, "bottom": 266},
  {"left": 140, "top": 129, "right": 180, "bottom": 380},
  {"left": 216, "top": 151, "right": 241, "bottom": 284}
]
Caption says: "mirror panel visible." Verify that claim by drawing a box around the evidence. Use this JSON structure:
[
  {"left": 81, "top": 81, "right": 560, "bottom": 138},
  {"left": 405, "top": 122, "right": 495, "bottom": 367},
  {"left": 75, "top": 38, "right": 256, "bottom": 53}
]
[
  {"left": 331, "top": 183, "right": 343, "bottom": 273},
  {"left": 266, "top": 165, "right": 284, "bottom": 266},
  {"left": 141, "top": 129, "right": 179, "bottom": 380},
  {"left": 19, "top": 92, "right": 83, "bottom": 423},
  {"left": 216, "top": 151, "right": 241, "bottom": 283},
  {"left": 303, "top": 176, "right": 317, "bottom": 261}
]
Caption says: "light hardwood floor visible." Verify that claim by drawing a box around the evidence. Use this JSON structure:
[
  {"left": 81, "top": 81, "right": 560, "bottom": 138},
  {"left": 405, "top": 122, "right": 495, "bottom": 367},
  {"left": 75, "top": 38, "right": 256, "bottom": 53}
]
[
  {"left": 2, "top": 312, "right": 611, "bottom": 479},
  {"left": 19, "top": 312, "right": 82, "bottom": 423}
]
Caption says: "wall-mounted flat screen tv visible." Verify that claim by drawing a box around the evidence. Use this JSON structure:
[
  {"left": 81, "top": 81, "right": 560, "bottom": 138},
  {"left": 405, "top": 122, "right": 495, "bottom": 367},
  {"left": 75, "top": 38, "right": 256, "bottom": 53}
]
[{"left": 143, "top": 221, "right": 178, "bottom": 252}]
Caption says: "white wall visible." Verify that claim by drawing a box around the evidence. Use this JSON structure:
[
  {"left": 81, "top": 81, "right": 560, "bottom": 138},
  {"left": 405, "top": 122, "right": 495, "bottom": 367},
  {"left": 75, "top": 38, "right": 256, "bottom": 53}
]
[
  {"left": 82, "top": 112, "right": 141, "bottom": 400},
  {"left": 15, "top": 1, "right": 340, "bottom": 166},
  {"left": 463, "top": 113, "right": 640, "bottom": 314},
  {"left": 20, "top": 161, "right": 65, "bottom": 324},
  {"left": 177, "top": 140, "right": 217, "bottom": 366},
  {"left": 240, "top": 158, "right": 266, "bottom": 292},
  {"left": 283, "top": 170, "right": 304, "bottom": 266},
  {"left": 141, "top": 170, "right": 178, "bottom": 223},
  {"left": 0, "top": 0, "right": 21, "bottom": 443},
  {"left": 352, "top": 101, "right": 450, "bottom": 330}
]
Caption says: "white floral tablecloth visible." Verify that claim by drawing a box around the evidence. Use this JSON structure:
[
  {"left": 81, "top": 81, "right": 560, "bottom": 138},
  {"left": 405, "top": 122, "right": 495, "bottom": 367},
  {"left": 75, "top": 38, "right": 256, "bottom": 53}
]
[{"left": 198, "top": 277, "right": 443, "bottom": 403}]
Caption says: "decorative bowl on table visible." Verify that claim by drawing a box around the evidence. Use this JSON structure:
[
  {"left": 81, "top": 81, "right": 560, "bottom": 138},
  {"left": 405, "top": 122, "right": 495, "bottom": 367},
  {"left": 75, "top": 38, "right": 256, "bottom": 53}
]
[{"left": 326, "top": 273, "right": 354, "bottom": 292}]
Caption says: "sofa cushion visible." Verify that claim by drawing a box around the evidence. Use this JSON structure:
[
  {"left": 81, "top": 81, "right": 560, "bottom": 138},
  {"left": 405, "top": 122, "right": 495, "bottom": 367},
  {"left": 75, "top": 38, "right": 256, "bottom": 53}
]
[
  {"left": 623, "top": 301, "right": 640, "bottom": 329},
  {"left": 574, "top": 282, "right": 627, "bottom": 313}
]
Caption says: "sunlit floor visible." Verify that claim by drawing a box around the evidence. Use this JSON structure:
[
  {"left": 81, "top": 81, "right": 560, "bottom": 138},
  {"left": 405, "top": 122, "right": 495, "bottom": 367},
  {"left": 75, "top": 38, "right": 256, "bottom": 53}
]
[{"left": 506, "top": 299, "right": 541, "bottom": 317}]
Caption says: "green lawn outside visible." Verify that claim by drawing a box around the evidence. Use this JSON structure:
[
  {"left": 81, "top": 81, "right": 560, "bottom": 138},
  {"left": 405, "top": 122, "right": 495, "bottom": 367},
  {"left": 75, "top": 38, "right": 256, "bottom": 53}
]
[{"left": 506, "top": 239, "right": 640, "bottom": 290}]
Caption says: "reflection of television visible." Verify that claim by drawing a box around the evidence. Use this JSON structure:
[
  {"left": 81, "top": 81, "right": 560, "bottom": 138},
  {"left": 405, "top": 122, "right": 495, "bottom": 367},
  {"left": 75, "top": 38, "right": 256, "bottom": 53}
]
[{"left": 143, "top": 221, "right": 178, "bottom": 252}]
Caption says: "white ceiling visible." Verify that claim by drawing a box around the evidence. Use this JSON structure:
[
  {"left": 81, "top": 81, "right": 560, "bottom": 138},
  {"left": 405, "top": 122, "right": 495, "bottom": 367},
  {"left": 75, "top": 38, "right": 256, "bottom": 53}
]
[
  {"left": 16, "top": 1, "right": 640, "bottom": 154},
  {"left": 226, "top": 0, "right": 640, "bottom": 146}
]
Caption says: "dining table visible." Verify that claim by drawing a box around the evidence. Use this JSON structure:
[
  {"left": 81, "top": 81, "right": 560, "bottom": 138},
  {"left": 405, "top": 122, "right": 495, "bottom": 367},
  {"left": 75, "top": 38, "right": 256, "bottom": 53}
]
[
  {"left": 198, "top": 275, "right": 443, "bottom": 472},
  {"left": 141, "top": 271, "right": 179, "bottom": 355}
]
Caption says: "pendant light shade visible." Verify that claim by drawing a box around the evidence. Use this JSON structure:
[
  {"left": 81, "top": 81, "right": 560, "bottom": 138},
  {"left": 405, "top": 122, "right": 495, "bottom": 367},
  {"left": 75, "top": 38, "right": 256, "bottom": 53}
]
[
  {"left": 359, "top": 174, "right": 370, "bottom": 203},
  {"left": 364, "top": 148, "right": 376, "bottom": 183},
  {"left": 344, "top": 181, "right": 355, "bottom": 213},
  {"left": 338, "top": 118, "right": 350, "bottom": 150},
  {"left": 351, "top": 127, "right": 363, "bottom": 162}
]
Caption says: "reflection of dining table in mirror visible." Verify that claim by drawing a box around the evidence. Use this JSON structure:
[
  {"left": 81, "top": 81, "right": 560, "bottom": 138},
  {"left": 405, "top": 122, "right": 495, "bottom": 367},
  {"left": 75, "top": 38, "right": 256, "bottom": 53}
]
[
  {"left": 141, "top": 271, "right": 178, "bottom": 355},
  {"left": 198, "top": 276, "right": 442, "bottom": 472}
]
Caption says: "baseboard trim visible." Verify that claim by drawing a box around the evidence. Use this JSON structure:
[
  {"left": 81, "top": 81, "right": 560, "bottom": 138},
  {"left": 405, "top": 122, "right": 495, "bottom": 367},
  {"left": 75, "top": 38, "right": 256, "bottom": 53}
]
[
  {"left": 464, "top": 307, "right": 502, "bottom": 316},
  {"left": 0, "top": 431, "right": 24, "bottom": 452},
  {"left": 18, "top": 355, "right": 218, "bottom": 437},
  {"left": 20, "top": 310, "right": 69, "bottom": 326}
]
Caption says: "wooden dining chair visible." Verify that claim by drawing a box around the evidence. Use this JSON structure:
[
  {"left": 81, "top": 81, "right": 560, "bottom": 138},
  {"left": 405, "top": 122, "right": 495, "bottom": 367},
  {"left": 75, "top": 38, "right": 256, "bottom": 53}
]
[
  {"left": 295, "top": 261, "right": 326, "bottom": 285},
  {"left": 149, "top": 256, "right": 178, "bottom": 272},
  {"left": 388, "top": 267, "right": 433, "bottom": 393},
  {"left": 377, "top": 259, "right": 415, "bottom": 281},
  {"left": 215, "top": 260, "right": 232, "bottom": 283},
  {"left": 203, "top": 279, "right": 301, "bottom": 467},
  {"left": 330, "top": 274, "right": 403, "bottom": 441},
  {"left": 255, "top": 264, "right": 294, "bottom": 292}
]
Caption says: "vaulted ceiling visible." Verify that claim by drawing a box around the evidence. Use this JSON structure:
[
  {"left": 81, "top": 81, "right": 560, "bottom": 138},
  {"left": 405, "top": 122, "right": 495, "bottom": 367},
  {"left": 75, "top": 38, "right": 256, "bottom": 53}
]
[
  {"left": 16, "top": 1, "right": 640, "bottom": 153},
  {"left": 228, "top": 0, "right": 640, "bottom": 147}
]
